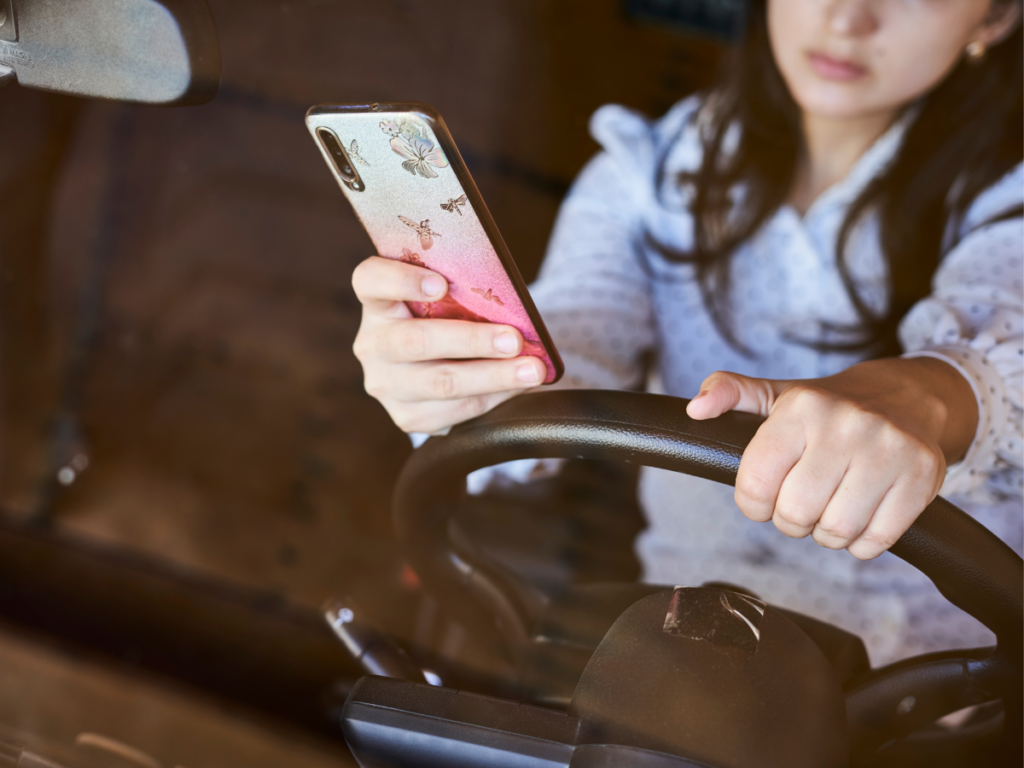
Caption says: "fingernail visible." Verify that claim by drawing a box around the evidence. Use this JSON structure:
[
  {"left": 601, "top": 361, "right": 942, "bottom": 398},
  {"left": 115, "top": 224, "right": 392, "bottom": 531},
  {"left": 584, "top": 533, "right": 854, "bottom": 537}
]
[
  {"left": 494, "top": 332, "right": 518, "bottom": 355},
  {"left": 693, "top": 388, "right": 710, "bottom": 400},
  {"left": 516, "top": 362, "right": 541, "bottom": 384},
  {"left": 421, "top": 275, "right": 445, "bottom": 298}
]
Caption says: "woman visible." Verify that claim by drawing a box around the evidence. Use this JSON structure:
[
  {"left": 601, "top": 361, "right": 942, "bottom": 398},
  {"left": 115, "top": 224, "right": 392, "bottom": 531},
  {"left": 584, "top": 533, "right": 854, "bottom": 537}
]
[{"left": 351, "top": 0, "right": 1023, "bottom": 663}]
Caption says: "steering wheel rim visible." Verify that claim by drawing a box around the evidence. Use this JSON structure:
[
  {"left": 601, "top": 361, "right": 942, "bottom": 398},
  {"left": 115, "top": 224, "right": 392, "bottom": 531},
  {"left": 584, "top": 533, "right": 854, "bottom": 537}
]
[{"left": 393, "top": 389, "right": 1022, "bottom": 755}]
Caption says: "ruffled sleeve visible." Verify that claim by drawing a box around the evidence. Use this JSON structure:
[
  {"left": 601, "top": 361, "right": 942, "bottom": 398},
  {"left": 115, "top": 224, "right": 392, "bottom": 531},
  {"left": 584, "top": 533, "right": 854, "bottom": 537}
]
[
  {"left": 899, "top": 163, "right": 1024, "bottom": 501},
  {"left": 528, "top": 96, "right": 703, "bottom": 391},
  {"left": 461, "top": 96, "right": 705, "bottom": 491}
]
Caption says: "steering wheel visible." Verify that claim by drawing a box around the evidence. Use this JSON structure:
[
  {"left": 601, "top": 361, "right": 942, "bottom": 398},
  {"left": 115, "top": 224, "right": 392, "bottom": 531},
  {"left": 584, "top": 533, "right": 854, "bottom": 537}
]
[{"left": 392, "top": 390, "right": 1022, "bottom": 762}]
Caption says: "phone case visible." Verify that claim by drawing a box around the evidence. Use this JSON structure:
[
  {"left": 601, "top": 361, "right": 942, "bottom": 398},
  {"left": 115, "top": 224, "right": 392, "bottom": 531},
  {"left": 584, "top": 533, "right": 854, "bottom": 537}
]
[{"left": 305, "top": 102, "right": 563, "bottom": 384}]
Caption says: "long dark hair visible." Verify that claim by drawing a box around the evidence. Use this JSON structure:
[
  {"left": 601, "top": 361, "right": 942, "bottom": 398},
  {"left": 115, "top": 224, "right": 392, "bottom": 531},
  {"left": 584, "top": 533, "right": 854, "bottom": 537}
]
[{"left": 650, "top": 0, "right": 1023, "bottom": 357}]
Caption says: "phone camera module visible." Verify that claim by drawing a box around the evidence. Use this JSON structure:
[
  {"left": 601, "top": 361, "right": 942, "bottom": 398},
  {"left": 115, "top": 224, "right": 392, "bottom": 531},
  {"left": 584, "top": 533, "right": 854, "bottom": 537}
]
[{"left": 317, "top": 127, "right": 365, "bottom": 192}]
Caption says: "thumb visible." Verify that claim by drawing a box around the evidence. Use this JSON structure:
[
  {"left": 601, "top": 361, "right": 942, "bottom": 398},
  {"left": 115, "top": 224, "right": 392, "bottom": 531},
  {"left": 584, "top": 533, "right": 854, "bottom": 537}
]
[{"left": 686, "top": 371, "right": 790, "bottom": 420}]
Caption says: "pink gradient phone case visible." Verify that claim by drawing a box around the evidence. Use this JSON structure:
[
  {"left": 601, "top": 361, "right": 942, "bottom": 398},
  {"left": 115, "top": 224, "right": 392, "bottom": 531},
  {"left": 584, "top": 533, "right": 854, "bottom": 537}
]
[{"left": 305, "top": 102, "right": 563, "bottom": 384}]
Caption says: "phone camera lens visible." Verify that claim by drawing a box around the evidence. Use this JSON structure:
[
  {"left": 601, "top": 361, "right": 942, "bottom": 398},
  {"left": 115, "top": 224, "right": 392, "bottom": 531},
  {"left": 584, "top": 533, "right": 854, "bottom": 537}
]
[
  {"left": 317, "top": 127, "right": 365, "bottom": 192},
  {"left": 318, "top": 129, "right": 353, "bottom": 178}
]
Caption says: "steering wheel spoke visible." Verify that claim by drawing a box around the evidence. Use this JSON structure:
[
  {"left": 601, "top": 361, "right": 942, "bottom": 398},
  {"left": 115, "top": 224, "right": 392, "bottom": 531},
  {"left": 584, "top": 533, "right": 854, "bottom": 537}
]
[{"left": 846, "top": 646, "right": 1008, "bottom": 757}]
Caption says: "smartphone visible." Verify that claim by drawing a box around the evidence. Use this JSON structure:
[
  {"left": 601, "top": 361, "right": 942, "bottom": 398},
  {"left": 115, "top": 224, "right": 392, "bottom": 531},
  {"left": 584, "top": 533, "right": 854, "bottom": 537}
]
[{"left": 305, "top": 102, "right": 563, "bottom": 384}]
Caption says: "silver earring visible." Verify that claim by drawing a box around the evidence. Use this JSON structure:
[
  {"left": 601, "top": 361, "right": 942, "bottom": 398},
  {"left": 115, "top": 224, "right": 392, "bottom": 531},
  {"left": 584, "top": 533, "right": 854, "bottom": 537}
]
[{"left": 965, "top": 40, "right": 987, "bottom": 62}]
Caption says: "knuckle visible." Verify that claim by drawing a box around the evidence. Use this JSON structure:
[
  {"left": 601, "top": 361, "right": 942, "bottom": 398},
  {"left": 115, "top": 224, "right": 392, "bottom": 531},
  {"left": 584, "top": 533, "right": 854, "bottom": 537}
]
[
  {"left": 363, "top": 375, "right": 385, "bottom": 400},
  {"left": 874, "top": 419, "right": 906, "bottom": 449},
  {"left": 498, "top": 360, "right": 524, "bottom": 389},
  {"left": 700, "top": 370, "right": 730, "bottom": 390},
  {"left": 737, "top": 473, "right": 775, "bottom": 505},
  {"left": 391, "top": 404, "right": 428, "bottom": 434},
  {"left": 815, "top": 520, "right": 857, "bottom": 545},
  {"left": 773, "top": 515, "right": 810, "bottom": 538},
  {"left": 872, "top": 426, "right": 942, "bottom": 483},
  {"left": 734, "top": 490, "right": 771, "bottom": 522},
  {"left": 836, "top": 408, "right": 878, "bottom": 443},
  {"left": 812, "top": 533, "right": 848, "bottom": 551},
  {"left": 784, "top": 382, "right": 814, "bottom": 401},
  {"left": 471, "top": 324, "right": 496, "bottom": 356},
  {"left": 351, "top": 332, "right": 371, "bottom": 362},
  {"left": 775, "top": 503, "right": 818, "bottom": 528},
  {"left": 910, "top": 447, "right": 943, "bottom": 481},
  {"left": 398, "top": 324, "right": 429, "bottom": 360},
  {"left": 351, "top": 258, "right": 375, "bottom": 294},
  {"left": 848, "top": 540, "right": 884, "bottom": 561},
  {"left": 785, "top": 383, "right": 825, "bottom": 411},
  {"left": 392, "top": 413, "right": 419, "bottom": 434},
  {"left": 859, "top": 529, "right": 898, "bottom": 553},
  {"left": 460, "top": 395, "right": 490, "bottom": 420},
  {"left": 431, "top": 367, "right": 459, "bottom": 399}
]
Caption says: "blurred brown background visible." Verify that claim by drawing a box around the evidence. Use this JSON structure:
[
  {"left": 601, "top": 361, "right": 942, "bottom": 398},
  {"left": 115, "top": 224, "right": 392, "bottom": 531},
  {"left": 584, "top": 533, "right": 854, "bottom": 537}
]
[
  {"left": 0, "top": 0, "right": 723, "bottom": 605},
  {"left": 0, "top": 0, "right": 724, "bottom": 762}
]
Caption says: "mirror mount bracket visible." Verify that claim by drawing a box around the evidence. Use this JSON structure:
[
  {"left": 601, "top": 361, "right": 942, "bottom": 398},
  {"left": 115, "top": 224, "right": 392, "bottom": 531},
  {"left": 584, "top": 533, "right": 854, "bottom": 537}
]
[{"left": 0, "top": 0, "right": 219, "bottom": 105}]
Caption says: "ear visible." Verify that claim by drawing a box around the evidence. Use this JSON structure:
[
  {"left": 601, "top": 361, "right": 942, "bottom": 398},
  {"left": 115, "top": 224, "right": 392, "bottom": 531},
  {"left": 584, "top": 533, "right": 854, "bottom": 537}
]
[{"left": 976, "top": 1, "right": 1022, "bottom": 48}]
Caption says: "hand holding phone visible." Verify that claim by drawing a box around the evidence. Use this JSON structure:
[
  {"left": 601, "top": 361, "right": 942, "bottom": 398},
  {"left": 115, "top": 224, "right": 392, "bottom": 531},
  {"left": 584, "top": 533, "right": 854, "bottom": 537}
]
[
  {"left": 308, "top": 102, "right": 561, "bottom": 433},
  {"left": 350, "top": 255, "right": 548, "bottom": 434}
]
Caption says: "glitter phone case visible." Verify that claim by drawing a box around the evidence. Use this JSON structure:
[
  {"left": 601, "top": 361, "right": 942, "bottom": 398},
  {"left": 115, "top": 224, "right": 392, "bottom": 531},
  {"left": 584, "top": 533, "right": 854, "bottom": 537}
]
[{"left": 306, "top": 102, "right": 563, "bottom": 384}]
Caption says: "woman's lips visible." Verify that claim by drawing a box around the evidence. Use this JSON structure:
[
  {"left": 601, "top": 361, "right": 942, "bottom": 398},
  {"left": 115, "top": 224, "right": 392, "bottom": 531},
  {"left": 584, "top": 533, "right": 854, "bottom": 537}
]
[{"left": 807, "top": 51, "right": 869, "bottom": 81}]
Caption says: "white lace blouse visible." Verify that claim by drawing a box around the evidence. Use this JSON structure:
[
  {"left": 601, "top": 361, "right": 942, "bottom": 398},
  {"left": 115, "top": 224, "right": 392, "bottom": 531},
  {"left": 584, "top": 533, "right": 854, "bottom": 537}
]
[{"left": 517, "top": 95, "right": 1024, "bottom": 665}]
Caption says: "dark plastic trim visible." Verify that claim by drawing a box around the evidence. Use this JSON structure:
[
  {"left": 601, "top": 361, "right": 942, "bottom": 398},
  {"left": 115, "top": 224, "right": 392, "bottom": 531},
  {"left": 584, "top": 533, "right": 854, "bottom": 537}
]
[{"left": 392, "top": 390, "right": 1023, "bottom": 749}]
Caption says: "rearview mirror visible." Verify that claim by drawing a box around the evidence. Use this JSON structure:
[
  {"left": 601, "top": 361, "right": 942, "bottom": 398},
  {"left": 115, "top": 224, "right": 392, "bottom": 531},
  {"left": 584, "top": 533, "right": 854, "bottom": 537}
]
[{"left": 0, "top": 0, "right": 220, "bottom": 105}]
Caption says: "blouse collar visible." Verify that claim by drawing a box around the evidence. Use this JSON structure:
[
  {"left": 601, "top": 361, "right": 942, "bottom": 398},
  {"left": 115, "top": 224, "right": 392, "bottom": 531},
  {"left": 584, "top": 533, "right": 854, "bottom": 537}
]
[{"left": 801, "top": 106, "right": 918, "bottom": 220}]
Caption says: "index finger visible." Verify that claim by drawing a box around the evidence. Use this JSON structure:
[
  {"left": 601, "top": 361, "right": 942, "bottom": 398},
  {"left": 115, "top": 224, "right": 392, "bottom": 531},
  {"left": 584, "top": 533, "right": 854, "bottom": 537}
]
[
  {"left": 734, "top": 416, "right": 806, "bottom": 523},
  {"left": 351, "top": 255, "right": 448, "bottom": 313}
]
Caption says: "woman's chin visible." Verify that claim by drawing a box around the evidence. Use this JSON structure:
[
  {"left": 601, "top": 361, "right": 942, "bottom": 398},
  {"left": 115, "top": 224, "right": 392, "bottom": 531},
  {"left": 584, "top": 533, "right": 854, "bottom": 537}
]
[{"left": 790, "top": 85, "right": 895, "bottom": 124}]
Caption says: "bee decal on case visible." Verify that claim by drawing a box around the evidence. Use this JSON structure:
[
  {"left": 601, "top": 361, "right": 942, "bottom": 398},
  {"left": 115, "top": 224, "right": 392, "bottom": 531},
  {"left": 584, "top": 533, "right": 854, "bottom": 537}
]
[
  {"left": 440, "top": 195, "right": 468, "bottom": 215},
  {"left": 347, "top": 139, "right": 369, "bottom": 166},
  {"left": 399, "top": 216, "right": 441, "bottom": 250},
  {"left": 380, "top": 118, "right": 449, "bottom": 179},
  {"left": 471, "top": 287, "right": 504, "bottom": 306},
  {"left": 400, "top": 248, "right": 427, "bottom": 268}
]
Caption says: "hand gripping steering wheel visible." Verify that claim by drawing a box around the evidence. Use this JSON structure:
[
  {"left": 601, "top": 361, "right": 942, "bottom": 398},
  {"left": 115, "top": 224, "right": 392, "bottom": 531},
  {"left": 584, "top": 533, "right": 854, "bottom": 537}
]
[{"left": 392, "top": 390, "right": 1022, "bottom": 762}]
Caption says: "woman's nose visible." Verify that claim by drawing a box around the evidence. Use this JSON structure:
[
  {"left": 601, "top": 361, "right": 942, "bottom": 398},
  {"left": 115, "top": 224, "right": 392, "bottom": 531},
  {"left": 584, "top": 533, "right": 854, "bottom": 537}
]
[{"left": 825, "top": 0, "right": 880, "bottom": 37}]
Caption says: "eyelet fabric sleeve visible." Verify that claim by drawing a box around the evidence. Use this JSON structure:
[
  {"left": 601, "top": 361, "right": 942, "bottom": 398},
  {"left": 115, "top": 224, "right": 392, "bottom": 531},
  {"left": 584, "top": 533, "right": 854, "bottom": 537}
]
[
  {"left": 899, "top": 164, "right": 1024, "bottom": 502},
  {"left": 527, "top": 105, "right": 678, "bottom": 393},
  {"left": 451, "top": 101, "right": 703, "bottom": 494}
]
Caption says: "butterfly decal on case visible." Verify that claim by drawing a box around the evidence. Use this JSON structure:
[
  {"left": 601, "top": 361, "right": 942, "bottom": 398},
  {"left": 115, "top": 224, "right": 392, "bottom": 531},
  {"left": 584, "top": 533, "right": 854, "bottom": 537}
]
[
  {"left": 380, "top": 118, "right": 449, "bottom": 179},
  {"left": 440, "top": 195, "right": 468, "bottom": 216},
  {"left": 471, "top": 287, "right": 504, "bottom": 306},
  {"left": 348, "top": 139, "right": 369, "bottom": 166},
  {"left": 399, "top": 216, "right": 441, "bottom": 250},
  {"left": 400, "top": 248, "right": 426, "bottom": 268}
]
